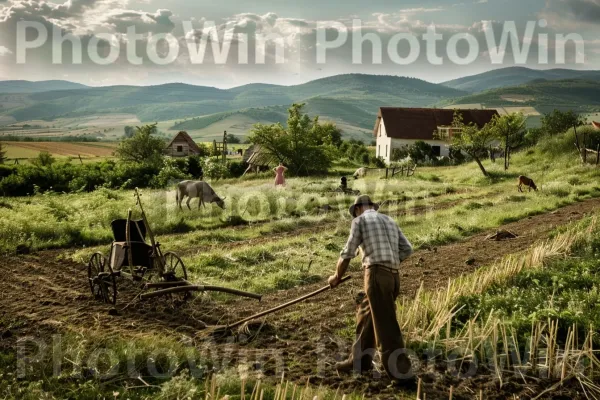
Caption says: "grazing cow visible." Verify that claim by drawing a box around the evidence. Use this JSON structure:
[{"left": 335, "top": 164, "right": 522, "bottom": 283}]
[
  {"left": 517, "top": 175, "right": 538, "bottom": 192},
  {"left": 176, "top": 180, "right": 225, "bottom": 210},
  {"left": 353, "top": 167, "right": 367, "bottom": 179}
]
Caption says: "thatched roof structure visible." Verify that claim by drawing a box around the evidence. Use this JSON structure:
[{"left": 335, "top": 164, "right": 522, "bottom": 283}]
[{"left": 243, "top": 144, "right": 278, "bottom": 167}]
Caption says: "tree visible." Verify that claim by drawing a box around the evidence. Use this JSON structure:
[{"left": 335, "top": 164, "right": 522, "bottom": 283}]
[
  {"left": 248, "top": 104, "right": 337, "bottom": 175},
  {"left": 124, "top": 126, "right": 135, "bottom": 138},
  {"left": 32, "top": 151, "right": 55, "bottom": 167},
  {"left": 488, "top": 113, "right": 526, "bottom": 170},
  {"left": 541, "top": 110, "right": 584, "bottom": 136},
  {"left": 0, "top": 143, "right": 5, "bottom": 164},
  {"left": 226, "top": 133, "right": 241, "bottom": 144},
  {"left": 115, "top": 124, "right": 165, "bottom": 165},
  {"left": 451, "top": 112, "right": 495, "bottom": 177}
]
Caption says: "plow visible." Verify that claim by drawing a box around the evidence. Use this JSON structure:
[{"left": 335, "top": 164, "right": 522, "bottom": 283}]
[
  {"left": 86, "top": 188, "right": 261, "bottom": 306},
  {"left": 87, "top": 188, "right": 351, "bottom": 333}
]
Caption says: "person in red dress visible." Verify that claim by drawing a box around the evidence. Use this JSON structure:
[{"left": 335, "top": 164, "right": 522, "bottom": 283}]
[{"left": 274, "top": 162, "right": 287, "bottom": 186}]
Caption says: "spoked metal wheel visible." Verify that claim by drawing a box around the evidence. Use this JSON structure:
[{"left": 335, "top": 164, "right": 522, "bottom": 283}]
[
  {"left": 160, "top": 251, "right": 190, "bottom": 304},
  {"left": 87, "top": 252, "right": 117, "bottom": 305}
]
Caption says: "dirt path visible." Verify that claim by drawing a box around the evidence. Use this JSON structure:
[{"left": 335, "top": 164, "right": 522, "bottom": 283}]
[{"left": 1, "top": 197, "right": 599, "bottom": 399}]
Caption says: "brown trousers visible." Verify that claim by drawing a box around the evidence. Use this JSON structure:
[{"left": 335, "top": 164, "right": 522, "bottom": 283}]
[{"left": 348, "top": 265, "right": 412, "bottom": 379}]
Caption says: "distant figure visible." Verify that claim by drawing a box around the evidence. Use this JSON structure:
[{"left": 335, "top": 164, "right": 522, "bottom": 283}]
[
  {"left": 340, "top": 176, "right": 348, "bottom": 190},
  {"left": 353, "top": 167, "right": 367, "bottom": 179},
  {"left": 517, "top": 175, "right": 538, "bottom": 192},
  {"left": 274, "top": 163, "right": 287, "bottom": 186}
]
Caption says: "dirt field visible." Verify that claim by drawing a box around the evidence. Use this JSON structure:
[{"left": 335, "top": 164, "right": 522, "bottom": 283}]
[
  {"left": 2, "top": 197, "right": 599, "bottom": 398},
  {"left": 1, "top": 141, "right": 117, "bottom": 159}
]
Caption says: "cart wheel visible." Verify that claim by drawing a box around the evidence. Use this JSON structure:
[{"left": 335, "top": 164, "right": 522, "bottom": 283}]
[
  {"left": 87, "top": 252, "right": 117, "bottom": 305},
  {"left": 88, "top": 252, "right": 106, "bottom": 299},
  {"left": 161, "top": 252, "right": 190, "bottom": 303},
  {"left": 101, "top": 262, "right": 118, "bottom": 305}
]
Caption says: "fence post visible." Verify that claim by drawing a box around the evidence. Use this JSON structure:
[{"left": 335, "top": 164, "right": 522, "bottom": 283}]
[{"left": 385, "top": 168, "right": 389, "bottom": 179}]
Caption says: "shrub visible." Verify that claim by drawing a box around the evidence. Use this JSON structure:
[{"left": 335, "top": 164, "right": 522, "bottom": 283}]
[
  {"left": 227, "top": 160, "right": 246, "bottom": 177},
  {"left": 31, "top": 151, "right": 55, "bottom": 167}
]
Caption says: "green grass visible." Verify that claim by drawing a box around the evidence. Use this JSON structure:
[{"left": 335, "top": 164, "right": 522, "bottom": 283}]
[{"left": 4, "top": 137, "right": 600, "bottom": 398}]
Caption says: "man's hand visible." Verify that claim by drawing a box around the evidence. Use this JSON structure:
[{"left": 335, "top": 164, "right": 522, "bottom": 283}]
[{"left": 328, "top": 274, "right": 341, "bottom": 288}]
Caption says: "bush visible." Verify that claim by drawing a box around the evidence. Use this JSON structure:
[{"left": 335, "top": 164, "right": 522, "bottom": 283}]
[
  {"left": 31, "top": 151, "right": 55, "bottom": 167},
  {"left": 227, "top": 160, "right": 246, "bottom": 177},
  {"left": 202, "top": 158, "right": 230, "bottom": 180},
  {"left": 371, "top": 156, "right": 386, "bottom": 168},
  {"left": 539, "top": 126, "right": 600, "bottom": 157}
]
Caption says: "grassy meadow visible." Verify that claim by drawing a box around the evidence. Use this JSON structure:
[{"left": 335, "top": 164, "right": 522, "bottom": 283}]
[
  {"left": 1, "top": 143, "right": 600, "bottom": 294},
  {"left": 3, "top": 133, "right": 600, "bottom": 399}
]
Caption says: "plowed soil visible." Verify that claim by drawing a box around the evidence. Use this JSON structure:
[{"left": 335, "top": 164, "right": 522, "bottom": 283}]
[{"left": 2, "top": 197, "right": 599, "bottom": 399}]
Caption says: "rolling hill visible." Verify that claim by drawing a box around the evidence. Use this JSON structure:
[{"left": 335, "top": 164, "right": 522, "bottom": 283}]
[
  {"left": 0, "top": 74, "right": 466, "bottom": 139},
  {"left": 442, "top": 67, "right": 600, "bottom": 93},
  {"left": 0, "top": 80, "right": 88, "bottom": 93},
  {"left": 444, "top": 79, "right": 600, "bottom": 114},
  {"left": 0, "top": 74, "right": 466, "bottom": 122}
]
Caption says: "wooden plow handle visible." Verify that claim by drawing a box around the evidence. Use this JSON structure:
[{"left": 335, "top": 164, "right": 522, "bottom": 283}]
[
  {"left": 134, "top": 188, "right": 157, "bottom": 250},
  {"left": 226, "top": 275, "right": 351, "bottom": 330},
  {"left": 139, "top": 284, "right": 262, "bottom": 301}
]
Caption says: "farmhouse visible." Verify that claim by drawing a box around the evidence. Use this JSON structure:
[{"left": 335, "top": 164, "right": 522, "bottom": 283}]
[
  {"left": 374, "top": 108, "right": 500, "bottom": 163},
  {"left": 165, "top": 131, "right": 202, "bottom": 157}
]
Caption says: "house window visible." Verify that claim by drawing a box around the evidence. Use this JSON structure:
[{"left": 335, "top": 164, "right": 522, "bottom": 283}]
[
  {"left": 176, "top": 145, "right": 183, "bottom": 152},
  {"left": 378, "top": 145, "right": 380, "bottom": 157},
  {"left": 385, "top": 145, "right": 388, "bottom": 158},
  {"left": 432, "top": 146, "right": 441, "bottom": 157}
]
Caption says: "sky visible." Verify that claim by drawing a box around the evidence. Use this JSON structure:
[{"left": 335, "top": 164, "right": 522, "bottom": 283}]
[{"left": 0, "top": 0, "right": 597, "bottom": 87}]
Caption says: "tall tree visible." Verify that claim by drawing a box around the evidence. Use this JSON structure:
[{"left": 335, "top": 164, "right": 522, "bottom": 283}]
[
  {"left": 124, "top": 126, "right": 135, "bottom": 138},
  {"left": 115, "top": 123, "right": 165, "bottom": 165},
  {"left": 489, "top": 113, "right": 526, "bottom": 170},
  {"left": 541, "top": 110, "right": 583, "bottom": 136},
  {"left": 248, "top": 104, "right": 339, "bottom": 175},
  {"left": 451, "top": 112, "right": 495, "bottom": 177}
]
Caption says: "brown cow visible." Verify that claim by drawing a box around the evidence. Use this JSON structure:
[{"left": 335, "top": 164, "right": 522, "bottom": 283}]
[{"left": 517, "top": 175, "right": 537, "bottom": 192}]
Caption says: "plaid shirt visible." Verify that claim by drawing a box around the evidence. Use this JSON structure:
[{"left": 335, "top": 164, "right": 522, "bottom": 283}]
[{"left": 340, "top": 209, "right": 413, "bottom": 269}]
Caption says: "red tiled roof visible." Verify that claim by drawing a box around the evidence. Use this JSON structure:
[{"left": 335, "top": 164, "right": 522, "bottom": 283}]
[
  {"left": 592, "top": 121, "right": 600, "bottom": 130},
  {"left": 374, "top": 108, "right": 500, "bottom": 140}
]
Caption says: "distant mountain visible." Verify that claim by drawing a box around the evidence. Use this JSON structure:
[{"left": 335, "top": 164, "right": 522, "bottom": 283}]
[
  {"left": 0, "top": 74, "right": 466, "bottom": 136},
  {"left": 444, "top": 79, "right": 600, "bottom": 114},
  {"left": 442, "top": 67, "right": 600, "bottom": 93},
  {"left": 0, "top": 80, "right": 88, "bottom": 93}
]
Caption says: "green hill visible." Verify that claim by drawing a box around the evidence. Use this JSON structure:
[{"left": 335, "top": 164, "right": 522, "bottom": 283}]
[
  {"left": 442, "top": 67, "right": 600, "bottom": 93},
  {"left": 0, "top": 80, "right": 88, "bottom": 93},
  {"left": 444, "top": 79, "right": 600, "bottom": 114},
  {"left": 0, "top": 74, "right": 465, "bottom": 124}
]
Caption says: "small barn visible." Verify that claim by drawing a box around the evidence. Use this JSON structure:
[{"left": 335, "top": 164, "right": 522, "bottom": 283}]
[
  {"left": 242, "top": 144, "right": 279, "bottom": 175},
  {"left": 165, "top": 131, "right": 202, "bottom": 157}
]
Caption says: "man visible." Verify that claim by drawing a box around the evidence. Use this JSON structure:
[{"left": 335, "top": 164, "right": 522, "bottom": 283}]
[{"left": 328, "top": 195, "right": 414, "bottom": 385}]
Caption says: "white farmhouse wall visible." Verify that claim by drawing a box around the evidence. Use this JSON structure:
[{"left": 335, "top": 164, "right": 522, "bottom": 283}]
[
  {"left": 375, "top": 119, "right": 393, "bottom": 163},
  {"left": 375, "top": 117, "right": 450, "bottom": 164}
]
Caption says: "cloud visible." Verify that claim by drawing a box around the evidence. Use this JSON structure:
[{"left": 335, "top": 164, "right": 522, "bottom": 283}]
[
  {"left": 0, "top": 2, "right": 593, "bottom": 86},
  {"left": 105, "top": 8, "right": 175, "bottom": 33},
  {"left": 540, "top": 0, "right": 600, "bottom": 29}
]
